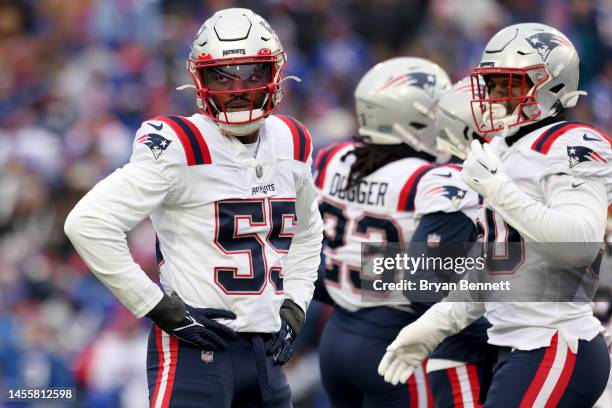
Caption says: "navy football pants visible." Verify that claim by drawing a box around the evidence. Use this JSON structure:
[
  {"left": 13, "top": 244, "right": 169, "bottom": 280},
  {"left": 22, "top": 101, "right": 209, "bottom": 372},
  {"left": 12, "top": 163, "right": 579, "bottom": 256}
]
[
  {"left": 147, "top": 325, "right": 291, "bottom": 408},
  {"left": 319, "top": 308, "right": 433, "bottom": 407},
  {"left": 483, "top": 332, "right": 610, "bottom": 407}
]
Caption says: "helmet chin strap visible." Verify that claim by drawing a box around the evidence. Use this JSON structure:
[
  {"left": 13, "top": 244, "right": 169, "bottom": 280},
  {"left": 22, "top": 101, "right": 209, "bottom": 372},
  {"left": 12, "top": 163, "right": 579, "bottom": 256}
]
[
  {"left": 480, "top": 103, "right": 519, "bottom": 138},
  {"left": 215, "top": 77, "right": 302, "bottom": 136},
  {"left": 176, "top": 84, "right": 266, "bottom": 136},
  {"left": 218, "top": 109, "right": 266, "bottom": 136}
]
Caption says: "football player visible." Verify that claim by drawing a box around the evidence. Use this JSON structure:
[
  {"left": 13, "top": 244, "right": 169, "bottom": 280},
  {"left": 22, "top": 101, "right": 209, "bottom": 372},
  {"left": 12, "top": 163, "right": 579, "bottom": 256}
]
[
  {"left": 435, "top": 78, "right": 490, "bottom": 162},
  {"left": 65, "top": 8, "right": 322, "bottom": 407},
  {"left": 409, "top": 78, "right": 493, "bottom": 408},
  {"left": 315, "top": 57, "right": 451, "bottom": 407},
  {"left": 379, "top": 23, "right": 611, "bottom": 407}
]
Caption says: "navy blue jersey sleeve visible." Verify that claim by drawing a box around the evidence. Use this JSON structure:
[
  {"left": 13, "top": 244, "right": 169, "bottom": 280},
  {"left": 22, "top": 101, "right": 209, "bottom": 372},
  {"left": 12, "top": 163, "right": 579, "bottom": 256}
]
[{"left": 411, "top": 211, "right": 477, "bottom": 244}]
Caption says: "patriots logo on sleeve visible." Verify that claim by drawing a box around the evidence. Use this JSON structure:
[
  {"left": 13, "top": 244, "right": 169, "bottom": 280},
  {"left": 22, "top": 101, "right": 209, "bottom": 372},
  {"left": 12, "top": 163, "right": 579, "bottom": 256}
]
[
  {"left": 425, "top": 185, "right": 467, "bottom": 209},
  {"left": 136, "top": 133, "right": 172, "bottom": 159},
  {"left": 567, "top": 145, "right": 608, "bottom": 168}
]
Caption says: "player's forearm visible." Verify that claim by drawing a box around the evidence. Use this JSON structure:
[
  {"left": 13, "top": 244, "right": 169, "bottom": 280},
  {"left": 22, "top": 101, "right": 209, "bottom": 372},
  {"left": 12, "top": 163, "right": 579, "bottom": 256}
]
[
  {"left": 423, "top": 301, "right": 486, "bottom": 338},
  {"left": 283, "top": 181, "right": 323, "bottom": 312},
  {"left": 485, "top": 174, "right": 606, "bottom": 264},
  {"left": 283, "top": 220, "right": 323, "bottom": 312}
]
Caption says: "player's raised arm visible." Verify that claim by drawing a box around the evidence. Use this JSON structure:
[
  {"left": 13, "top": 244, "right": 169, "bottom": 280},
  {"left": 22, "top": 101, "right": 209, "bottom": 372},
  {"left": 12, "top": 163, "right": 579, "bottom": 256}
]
[{"left": 461, "top": 136, "right": 607, "bottom": 265}]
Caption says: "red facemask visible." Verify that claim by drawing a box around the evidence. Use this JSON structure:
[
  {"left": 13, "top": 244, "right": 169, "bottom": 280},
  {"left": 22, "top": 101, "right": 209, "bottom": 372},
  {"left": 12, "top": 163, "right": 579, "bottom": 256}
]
[
  {"left": 188, "top": 51, "right": 287, "bottom": 125},
  {"left": 470, "top": 65, "right": 548, "bottom": 134}
]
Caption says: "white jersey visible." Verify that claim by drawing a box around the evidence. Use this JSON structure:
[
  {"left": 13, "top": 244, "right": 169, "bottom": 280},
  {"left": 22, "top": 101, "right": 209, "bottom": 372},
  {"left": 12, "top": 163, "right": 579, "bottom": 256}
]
[
  {"left": 478, "top": 120, "right": 612, "bottom": 351},
  {"left": 65, "top": 113, "right": 323, "bottom": 333},
  {"left": 315, "top": 144, "right": 476, "bottom": 311}
]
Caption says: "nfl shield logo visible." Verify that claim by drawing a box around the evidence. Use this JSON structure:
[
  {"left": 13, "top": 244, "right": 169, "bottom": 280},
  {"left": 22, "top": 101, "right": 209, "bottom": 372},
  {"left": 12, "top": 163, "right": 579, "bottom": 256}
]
[
  {"left": 201, "top": 351, "right": 214, "bottom": 363},
  {"left": 427, "top": 233, "right": 441, "bottom": 248},
  {"left": 255, "top": 164, "right": 264, "bottom": 179}
]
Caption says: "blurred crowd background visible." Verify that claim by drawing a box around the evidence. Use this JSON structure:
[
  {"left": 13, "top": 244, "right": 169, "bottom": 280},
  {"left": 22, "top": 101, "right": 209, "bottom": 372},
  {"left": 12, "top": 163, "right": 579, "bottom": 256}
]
[{"left": 0, "top": 0, "right": 610, "bottom": 407}]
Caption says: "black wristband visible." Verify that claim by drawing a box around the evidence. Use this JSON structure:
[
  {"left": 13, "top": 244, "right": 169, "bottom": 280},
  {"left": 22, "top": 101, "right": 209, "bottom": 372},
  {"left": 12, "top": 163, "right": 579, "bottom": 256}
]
[
  {"left": 279, "top": 299, "right": 305, "bottom": 336},
  {"left": 146, "top": 293, "right": 187, "bottom": 332}
]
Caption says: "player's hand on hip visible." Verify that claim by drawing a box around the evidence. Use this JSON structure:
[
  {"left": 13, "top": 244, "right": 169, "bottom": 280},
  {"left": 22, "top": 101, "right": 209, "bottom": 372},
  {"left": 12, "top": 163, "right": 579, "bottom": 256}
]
[
  {"left": 461, "top": 140, "right": 505, "bottom": 197},
  {"left": 378, "top": 319, "right": 444, "bottom": 385},
  {"left": 266, "top": 299, "right": 305, "bottom": 365},
  {"left": 147, "top": 292, "right": 237, "bottom": 351}
]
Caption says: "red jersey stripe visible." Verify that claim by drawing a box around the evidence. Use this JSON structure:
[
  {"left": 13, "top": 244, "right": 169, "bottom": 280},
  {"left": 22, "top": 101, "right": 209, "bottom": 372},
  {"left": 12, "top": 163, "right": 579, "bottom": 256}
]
[
  {"left": 152, "top": 116, "right": 196, "bottom": 166},
  {"left": 397, "top": 164, "right": 435, "bottom": 211}
]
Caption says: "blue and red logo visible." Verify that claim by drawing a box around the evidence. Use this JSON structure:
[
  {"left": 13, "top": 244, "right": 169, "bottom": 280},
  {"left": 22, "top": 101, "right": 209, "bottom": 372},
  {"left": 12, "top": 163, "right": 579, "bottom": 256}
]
[
  {"left": 525, "top": 32, "right": 571, "bottom": 61},
  {"left": 137, "top": 133, "right": 171, "bottom": 160},
  {"left": 567, "top": 145, "right": 607, "bottom": 168},
  {"left": 378, "top": 72, "right": 436, "bottom": 97},
  {"left": 425, "top": 185, "right": 467, "bottom": 208}
]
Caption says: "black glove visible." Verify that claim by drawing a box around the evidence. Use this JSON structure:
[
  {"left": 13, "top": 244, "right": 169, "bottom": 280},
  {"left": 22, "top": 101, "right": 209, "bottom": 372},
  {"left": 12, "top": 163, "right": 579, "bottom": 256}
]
[
  {"left": 266, "top": 299, "right": 305, "bottom": 365},
  {"left": 147, "top": 292, "right": 237, "bottom": 350}
]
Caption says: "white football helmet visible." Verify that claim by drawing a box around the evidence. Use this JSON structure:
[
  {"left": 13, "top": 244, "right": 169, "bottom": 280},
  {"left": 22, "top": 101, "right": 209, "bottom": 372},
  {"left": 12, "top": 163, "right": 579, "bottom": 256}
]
[
  {"left": 354, "top": 57, "right": 451, "bottom": 155},
  {"left": 471, "top": 23, "right": 584, "bottom": 137},
  {"left": 187, "top": 8, "right": 287, "bottom": 136},
  {"left": 436, "top": 78, "right": 488, "bottom": 160}
]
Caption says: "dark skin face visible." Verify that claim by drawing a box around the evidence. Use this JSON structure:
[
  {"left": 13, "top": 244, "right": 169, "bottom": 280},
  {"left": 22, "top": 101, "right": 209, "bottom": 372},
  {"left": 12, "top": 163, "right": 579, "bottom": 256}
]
[
  {"left": 203, "top": 65, "right": 270, "bottom": 143},
  {"left": 484, "top": 74, "right": 533, "bottom": 114}
]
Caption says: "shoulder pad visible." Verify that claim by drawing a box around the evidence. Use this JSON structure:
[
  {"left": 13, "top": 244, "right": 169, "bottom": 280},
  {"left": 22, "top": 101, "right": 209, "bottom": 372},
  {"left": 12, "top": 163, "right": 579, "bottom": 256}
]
[
  {"left": 140, "top": 115, "right": 212, "bottom": 166},
  {"left": 274, "top": 114, "right": 313, "bottom": 163},
  {"left": 413, "top": 164, "right": 478, "bottom": 216},
  {"left": 314, "top": 141, "right": 356, "bottom": 189},
  {"left": 537, "top": 122, "right": 612, "bottom": 181},
  {"left": 531, "top": 121, "right": 611, "bottom": 154},
  {"left": 396, "top": 164, "right": 436, "bottom": 212}
]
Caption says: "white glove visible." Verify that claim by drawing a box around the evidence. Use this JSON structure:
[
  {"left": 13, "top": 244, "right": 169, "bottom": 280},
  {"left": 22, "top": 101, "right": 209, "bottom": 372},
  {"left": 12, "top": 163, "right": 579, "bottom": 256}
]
[
  {"left": 378, "top": 318, "right": 445, "bottom": 385},
  {"left": 461, "top": 140, "right": 506, "bottom": 197}
]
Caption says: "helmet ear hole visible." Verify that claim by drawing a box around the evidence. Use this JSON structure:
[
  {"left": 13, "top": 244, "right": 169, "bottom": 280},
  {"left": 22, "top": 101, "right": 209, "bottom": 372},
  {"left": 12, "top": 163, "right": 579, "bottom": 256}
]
[
  {"left": 378, "top": 125, "right": 393, "bottom": 134},
  {"left": 410, "top": 122, "right": 426, "bottom": 130},
  {"left": 549, "top": 83, "right": 565, "bottom": 94}
]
